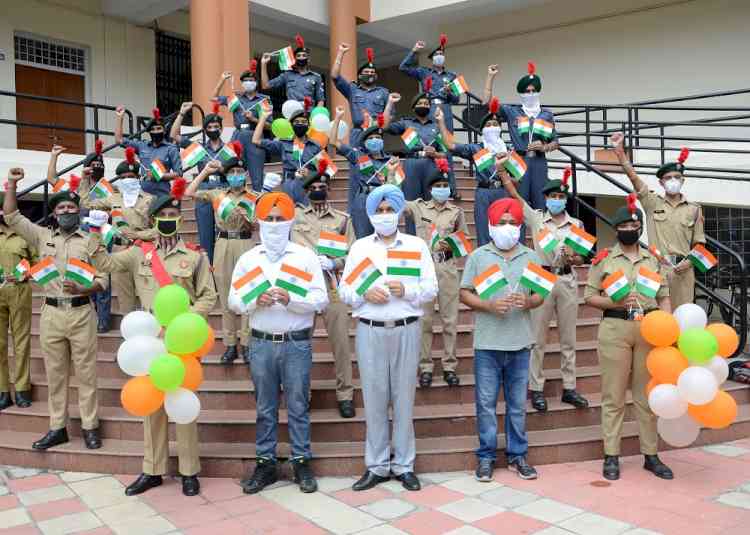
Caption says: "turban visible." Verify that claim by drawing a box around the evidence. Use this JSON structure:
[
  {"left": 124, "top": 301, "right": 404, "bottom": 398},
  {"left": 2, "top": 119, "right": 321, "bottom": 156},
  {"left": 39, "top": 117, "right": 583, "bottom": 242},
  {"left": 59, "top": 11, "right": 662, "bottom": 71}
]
[
  {"left": 488, "top": 198, "right": 523, "bottom": 226},
  {"left": 256, "top": 192, "right": 295, "bottom": 221},
  {"left": 366, "top": 184, "right": 405, "bottom": 217}
]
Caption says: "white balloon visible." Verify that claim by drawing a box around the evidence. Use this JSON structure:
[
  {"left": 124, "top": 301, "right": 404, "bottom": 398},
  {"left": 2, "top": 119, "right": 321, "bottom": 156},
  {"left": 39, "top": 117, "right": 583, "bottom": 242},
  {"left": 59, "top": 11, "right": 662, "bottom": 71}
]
[
  {"left": 648, "top": 384, "right": 688, "bottom": 419},
  {"left": 282, "top": 99, "right": 303, "bottom": 120},
  {"left": 310, "top": 113, "right": 331, "bottom": 133},
  {"left": 657, "top": 414, "right": 701, "bottom": 448},
  {"left": 164, "top": 388, "right": 201, "bottom": 424},
  {"left": 673, "top": 303, "right": 708, "bottom": 331},
  {"left": 116, "top": 336, "right": 166, "bottom": 376},
  {"left": 120, "top": 311, "right": 160, "bottom": 339},
  {"left": 704, "top": 355, "right": 729, "bottom": 385},
  {"left": 677, "top": 366, "right": 718, "bottom": 405}
]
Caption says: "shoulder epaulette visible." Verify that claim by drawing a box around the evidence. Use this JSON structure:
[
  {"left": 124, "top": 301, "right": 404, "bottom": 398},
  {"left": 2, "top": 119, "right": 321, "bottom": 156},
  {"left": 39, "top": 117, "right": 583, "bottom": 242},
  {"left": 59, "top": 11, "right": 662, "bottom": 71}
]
[
  {"left": 591, "top": 248, "right": 609, "bottom": 266},
  {"left": 185, "top": 242, "right": 202, "bottom": 252}
]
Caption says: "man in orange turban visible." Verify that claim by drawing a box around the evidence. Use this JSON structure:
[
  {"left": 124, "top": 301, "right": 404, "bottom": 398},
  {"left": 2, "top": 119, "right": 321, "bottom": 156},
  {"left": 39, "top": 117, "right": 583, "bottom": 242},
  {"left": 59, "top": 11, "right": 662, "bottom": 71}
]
[{"left": 256, "top": 192, "right": 295, "bottom": 222}]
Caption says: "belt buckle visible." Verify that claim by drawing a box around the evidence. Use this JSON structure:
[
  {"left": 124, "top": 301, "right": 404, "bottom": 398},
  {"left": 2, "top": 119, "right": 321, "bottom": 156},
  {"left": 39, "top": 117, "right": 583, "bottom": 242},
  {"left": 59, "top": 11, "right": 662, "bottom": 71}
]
[
  {"left": 527, "top": 150, "right": 537, "bottom": 158},
  {"left": 383, "top": 320, "right": 396, "bottom": 329},
  {"left": 271, "top": 333, "right": 285, "bottom": 343},
  {"left": 432, "top": 98, "right": 443, "bottom": 105},
  {"left": 58, "top": 297, "right": 73, "bottom": 309},
  {"left": 227, "top": 231, "right": 240, "bottom": 239}
]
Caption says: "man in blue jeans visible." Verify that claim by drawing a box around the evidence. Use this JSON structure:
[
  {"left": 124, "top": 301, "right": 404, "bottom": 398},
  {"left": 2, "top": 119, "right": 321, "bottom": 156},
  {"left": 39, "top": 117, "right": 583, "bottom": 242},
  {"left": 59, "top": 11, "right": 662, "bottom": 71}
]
[
  {"left": 460, "top": 197, "right": 544, "bottom": 482},
  {"left": 228, "top": 192, "right": 328, "bottom": 495}
]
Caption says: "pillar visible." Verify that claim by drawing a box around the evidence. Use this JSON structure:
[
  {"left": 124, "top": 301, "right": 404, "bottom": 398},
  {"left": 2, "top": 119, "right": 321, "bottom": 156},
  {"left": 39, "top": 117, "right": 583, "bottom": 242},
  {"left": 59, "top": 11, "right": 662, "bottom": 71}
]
[
  {"left": 190, "top": 0, "right": 250, "bottom": 126},
  {"left": 328, "top": 0, "right": 359, "bottom": 129}
]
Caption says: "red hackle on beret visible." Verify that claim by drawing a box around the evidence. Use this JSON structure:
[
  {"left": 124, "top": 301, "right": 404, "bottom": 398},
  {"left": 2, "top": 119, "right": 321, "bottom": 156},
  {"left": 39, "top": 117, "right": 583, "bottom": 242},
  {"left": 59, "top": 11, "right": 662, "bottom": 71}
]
[
  {"left": 678, "top": 147, "right": 690, "bottom": 164},
  {"left": 211, "top": 101, "right": 220, "bottom": 114},
  {"left": 318, "top": 158, "right": 329, "bottom": 176},
  {"left": 528, "top": 62, "right": 536, "bottom": 76},
  {"left": 424, "top": 77, "right": 433, "bottom": 93},
  {"left": 125, "top": 146, "right": 136, "bottom": 165},
  {"left": 436, "top": 158, "right": 450, "bottom": 174},
  {"left": 366, "top": 47, "right": 374, "bottom": 64},
  {"left": 376, "top": 113, "right": 385, "bottom": 129},
  {"left": 230, "top": 140, "right": 243, "bottom": 157},
  {"left": 249, "top": 59, "right": 257, "bottom": 73},
  {"left": 171, "top": 177, "right": 186, "bottom": 201},
  {"left": 69, "top": 174, "right": 81, "bottom": 192},
  {"left": 627, "top": 192, "right": 637, "bottom": 215},
  {"left": 295, "top": 34, "right": 305, "bottom": 49},
  {"left": 488, "top": 198, "right": 523, "bottom": 226},
  {"left": 152, "top": 107, "right": 161, "bottom": 121},
  {"left": 439, "top": 33, "right": 448, "bottom": 48},
  {"left": 489, "top": 97, "right": 500, "bottom": 115},
  {"left": 95, "top": 139, "right": 103, "bottom": 156},
  {"left": 562, "top": 167, "right": 571, "bottom": 189},
  {"left": 303, "top": 96, "right": 313, "bottom": 113}
]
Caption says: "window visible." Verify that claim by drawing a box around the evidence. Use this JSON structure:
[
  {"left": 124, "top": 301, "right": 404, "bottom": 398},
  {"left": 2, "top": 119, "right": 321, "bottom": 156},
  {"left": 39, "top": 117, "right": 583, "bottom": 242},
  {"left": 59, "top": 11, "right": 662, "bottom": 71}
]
[{"left": 14, "top": 34, "right": 85, "bottom": 75}]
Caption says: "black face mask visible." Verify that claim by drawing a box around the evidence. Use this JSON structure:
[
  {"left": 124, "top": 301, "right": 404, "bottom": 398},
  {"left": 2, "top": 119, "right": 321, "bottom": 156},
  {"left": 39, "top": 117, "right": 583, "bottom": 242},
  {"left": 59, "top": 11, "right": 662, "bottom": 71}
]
[
  {"left": 293, "top": 124, "right": 309, "bottom": 138},
  {"left": 155, "top": 217, "right": 180, "bottom": 237},
  {"left": 617, "top": 229, "right": 641, "bottom": 246},
  {"left": 91, "top": 167, "right": 105, "bottom": 180},
  {"left": 206, "top": 129, "right": 221, "bottom": 140},
  {"left": 414, "top": 106, "right": 430, "bottom": 118},
  {"left": 296, "top": 58, "right": 308, "bottom": 67},
  {"left": 150, "top": 132, "right": 165, "bottom": 144},
  {"left": 57, "top": 213, "right": 80, "bottom": 232},
  {"left": 359, "top": 74, "right": 376, "bottom": 85},
  {"left": 308, "top": 189, "right": 327, "bottom": 202}
]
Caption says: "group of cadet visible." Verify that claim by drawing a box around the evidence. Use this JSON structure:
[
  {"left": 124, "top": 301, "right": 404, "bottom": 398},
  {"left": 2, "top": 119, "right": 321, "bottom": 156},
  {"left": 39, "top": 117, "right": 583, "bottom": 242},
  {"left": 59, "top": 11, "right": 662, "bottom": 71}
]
[{"left": 0, "top": 32, "right": 708, "bottom": 497}]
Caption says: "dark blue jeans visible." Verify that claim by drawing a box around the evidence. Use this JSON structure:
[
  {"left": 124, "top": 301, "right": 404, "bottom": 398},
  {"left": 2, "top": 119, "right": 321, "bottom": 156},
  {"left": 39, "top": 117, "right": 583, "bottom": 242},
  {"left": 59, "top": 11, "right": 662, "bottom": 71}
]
[
  {"left": 80, "top": 212, "right": 111, "bottom": 327},
  {"left": 474, "top": 348, "right": 530, "bottom": 462},
  {"left": 140, "top": 179, "right": 170, "bottom": 196},
  {"left": 233, "top": 129, "right": 266, "bottom": 192},
  {"left": 195, "top": 178, "right": 225, "bottom": 264},
  {"left": 249, "top": 336, "right": 313, "bottom": 461}
]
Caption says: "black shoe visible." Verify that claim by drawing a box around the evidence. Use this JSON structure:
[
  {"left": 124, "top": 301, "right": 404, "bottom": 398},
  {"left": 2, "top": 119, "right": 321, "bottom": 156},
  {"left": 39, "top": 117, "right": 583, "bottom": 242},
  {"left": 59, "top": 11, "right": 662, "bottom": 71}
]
[
  {"left": 531, "top": 391, "right": 548, "bottom": 412},
  {"left": 352, "top": 470, "right": 390, "bottom": 491},
  {"left": 291, "top": 458, "right": 318, "bottom": 493},
  {"left": 221, "top": 346, "right": 238, "bottom": 365},
  {"left": 338, "top": 400, "right": 355, "bottom": 419},
  {"left": 603, "top": 455, "right": 620, "bottom": 480},
  {"left": 644, "top": 455, "right": 674, "bottom": 480},
  {"left": 14, "top": 391, "right": 32, "bottom": 408},
  {"left": 396, "top": 472, "right": 421, "bottom": 491},
  {"left": 561, "top": 389, "right": 589, "bottom": 409},
  {"left": 97, "top": 321, "right": 110, "bottom": 334},
  {"left": 508, "top": 457, "right": 538, "bottom": 480},
  {"left": 419, "top": 372, "right": 433, "bottom": 388},
  {"left": 32, "top": 428, "right": 69, "bottom": 450},
  {"left": 443, "top": 371, "right": 460, "bottom": 387},
  {"left": 241, "top": 345, "right": 250, "bottom": 364},
  {"left": 125, "top": 474, "right": 163, "bottom": 496},
  {"left": 0, "top": 392, "right": 13, "bottom": 411},
  {"left": 475, "top": 459, "right": 495, "bottom": 482},
  {"left": 83, "top": 428, "right": 102, "bottom": 450},
  {"left": 182, "top": 475, "right": 201, "bottom": 496},
  {"left": 241, "top": 459, "right": 278, "bottom": 494}
]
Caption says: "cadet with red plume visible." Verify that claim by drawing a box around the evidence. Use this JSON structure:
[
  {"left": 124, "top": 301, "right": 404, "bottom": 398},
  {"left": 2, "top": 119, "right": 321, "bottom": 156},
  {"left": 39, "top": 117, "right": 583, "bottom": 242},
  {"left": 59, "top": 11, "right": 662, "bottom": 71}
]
[{"left": 261, "top": 33, "right": 325, "bottom": 106}]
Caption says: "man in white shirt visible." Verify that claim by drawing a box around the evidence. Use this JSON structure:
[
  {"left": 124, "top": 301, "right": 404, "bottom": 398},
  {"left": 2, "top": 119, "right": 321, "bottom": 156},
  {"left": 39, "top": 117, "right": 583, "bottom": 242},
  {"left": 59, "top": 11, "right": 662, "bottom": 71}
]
[
  {"left": 340, "top": 185, "right": 438, "bottom": 492},
  {"left": 228, "top": 192, "right": 328, "bottom": 495}
]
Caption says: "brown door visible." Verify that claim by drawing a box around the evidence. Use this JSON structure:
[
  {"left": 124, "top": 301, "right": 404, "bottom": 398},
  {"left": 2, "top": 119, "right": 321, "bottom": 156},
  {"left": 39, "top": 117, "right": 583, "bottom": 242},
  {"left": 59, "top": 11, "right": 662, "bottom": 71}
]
[{"left": 15, "top": 64, "right": 85, "bottom": 154}]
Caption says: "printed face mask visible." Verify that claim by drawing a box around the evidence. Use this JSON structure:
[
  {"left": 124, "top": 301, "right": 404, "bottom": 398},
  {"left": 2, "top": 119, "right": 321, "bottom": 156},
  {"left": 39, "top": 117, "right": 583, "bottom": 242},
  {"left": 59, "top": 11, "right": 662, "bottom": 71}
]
[{"left": 155, "top": 217, "right": 181, "bottom": 237}]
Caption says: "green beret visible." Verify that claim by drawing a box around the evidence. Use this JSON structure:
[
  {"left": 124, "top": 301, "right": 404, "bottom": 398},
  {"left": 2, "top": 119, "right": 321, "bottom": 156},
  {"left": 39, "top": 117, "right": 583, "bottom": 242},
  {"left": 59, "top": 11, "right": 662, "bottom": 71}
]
[
  {"left": 360, "top": 125, "right": 384, "bottom": 142},
  {"left": 149, "top": 195, "right": 181, "bottom": 217},
  {"left": 303, "top": 171, "right": 327, "bottom": 189},
  {"left": 223, "top": 157, "right": 246, "bottom": 174},
  {"left": 542, "top": 179, "right": 567, "bottom": 195},
  {"left": 516, "top": 74, "right": 541, "bottom": 93},
  {"left": 612, "top": 206, "right": 643, "bottom": 226},
  {"left": 48, "top": 191, "right": 80, "bottom": 211},
  {"left": 656, "top": 161, "right": 686, "bottom": 179},
  {"left": 411, "top": 91, "right": 432, "bottom": 109},
  {"left": 203, "top": 113, "right": 223, "bottom": 129}
]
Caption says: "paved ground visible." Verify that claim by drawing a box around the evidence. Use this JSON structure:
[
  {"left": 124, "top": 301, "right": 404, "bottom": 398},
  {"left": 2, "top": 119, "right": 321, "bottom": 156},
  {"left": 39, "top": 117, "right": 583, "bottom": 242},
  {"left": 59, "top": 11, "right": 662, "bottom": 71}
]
[{"left": 1, "top": 439, "right": 750, "bottom": 535}]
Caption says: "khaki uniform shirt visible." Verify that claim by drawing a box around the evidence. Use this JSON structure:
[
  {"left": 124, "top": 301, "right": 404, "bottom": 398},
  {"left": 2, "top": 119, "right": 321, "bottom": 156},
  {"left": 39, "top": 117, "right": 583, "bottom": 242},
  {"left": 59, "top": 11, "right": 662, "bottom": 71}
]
[
  {"left": 406, "top": 199, "right": 469, "bottom": 257},
  {"left": 584, "top": 243, "right": 669, "bottom": 310},
  {"left": 84, "top": 191, "right": 157, "bottom": 241},
  {"left": 637, "top": 184, "right": 705, "bottom": 257},
  {"left": 523, "top": 201, "right": 582, "bottom": 268},
  {"left": 292, "top": 204, "right": 355, "bottom": 276},
  {"left": 0, "top": 225, "right": 37, "bottom": 280},
  {"left": 192, "top": 188, "right": 258, "bottom": 233}
]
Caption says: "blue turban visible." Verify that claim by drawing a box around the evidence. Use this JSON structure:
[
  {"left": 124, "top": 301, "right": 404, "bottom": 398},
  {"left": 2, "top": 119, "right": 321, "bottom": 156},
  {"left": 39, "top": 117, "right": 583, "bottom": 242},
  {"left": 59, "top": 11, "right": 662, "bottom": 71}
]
[{"left": 366, "top": 184, "right": 405, "bottom": 217}]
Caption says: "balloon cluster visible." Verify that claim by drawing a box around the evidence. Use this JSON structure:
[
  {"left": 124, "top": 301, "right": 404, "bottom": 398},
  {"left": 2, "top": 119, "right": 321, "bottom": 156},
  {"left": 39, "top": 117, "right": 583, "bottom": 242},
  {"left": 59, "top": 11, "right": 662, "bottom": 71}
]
[
  {"left": 118, "top": 285, "right": 215, "bottom": 424},
  {"left": 272, "top": 101, "right": 347, "bottom": 144},
  {"left": 641, "top": 303, "right": 739, "bottom": 447}
]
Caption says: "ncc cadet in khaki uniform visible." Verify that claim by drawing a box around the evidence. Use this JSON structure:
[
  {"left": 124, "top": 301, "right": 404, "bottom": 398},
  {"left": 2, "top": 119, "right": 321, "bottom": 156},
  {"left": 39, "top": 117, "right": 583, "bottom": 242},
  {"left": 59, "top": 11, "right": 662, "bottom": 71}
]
[
  {"left": 611, "top": 133, "right": 705, "bottom": 308},
  {"left": 4, "top": 168, "right": 106, "bottom": 451},
  {"left": 403, "top": 160, "right": 467, "bottom": 389},
  {"left": 500, "top": 171, "right": 589, "bottom": 411},
  {"left": 185, "top": 148, "right": 259, "bottom": 365},
  {"left": 86, "top": 185, "right": 217, "bottom": 497},
  {"left": 584, "top": 198, "right": 674, "bottom": 482},
  {"left": 291, "top": 164, "right": 357, "bottom": 418},
  {"left": 0, "top": 193, "right": 37, "bottom": 411}
]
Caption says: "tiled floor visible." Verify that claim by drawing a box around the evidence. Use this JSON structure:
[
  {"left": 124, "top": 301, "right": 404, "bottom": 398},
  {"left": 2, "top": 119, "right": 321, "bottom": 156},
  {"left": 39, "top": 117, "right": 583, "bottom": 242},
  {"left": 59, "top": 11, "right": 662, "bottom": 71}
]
[{"left": 1, "top": 439, "right": 750, "bottom": 535}]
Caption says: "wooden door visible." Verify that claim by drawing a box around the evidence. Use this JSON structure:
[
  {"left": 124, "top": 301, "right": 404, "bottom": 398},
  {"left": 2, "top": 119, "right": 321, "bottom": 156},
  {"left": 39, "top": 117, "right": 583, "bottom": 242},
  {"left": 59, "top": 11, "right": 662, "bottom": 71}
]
[{"left": 15, "top": 64, "right": 85, "bottom": 154}]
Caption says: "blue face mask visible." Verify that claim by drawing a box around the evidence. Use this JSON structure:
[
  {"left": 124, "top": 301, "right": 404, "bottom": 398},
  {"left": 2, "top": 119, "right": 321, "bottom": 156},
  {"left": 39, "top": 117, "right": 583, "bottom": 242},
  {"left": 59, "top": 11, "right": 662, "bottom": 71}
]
[
  {"left": 364, "top": 138, "right": 384, "bottom": 154},
  {"left": 431, "top": 186, "right": 451, "bottom": 203},
  {"left": 227, "top": 173, "right": 246, "bottom": 188},
  {"left": 546, "top": 198, "right": 566, "bottom": 215}
]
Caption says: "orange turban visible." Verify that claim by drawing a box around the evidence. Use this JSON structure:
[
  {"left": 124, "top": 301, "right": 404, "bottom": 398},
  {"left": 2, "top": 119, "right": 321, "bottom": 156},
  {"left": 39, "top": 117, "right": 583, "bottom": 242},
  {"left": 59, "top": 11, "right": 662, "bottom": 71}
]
[
  {"left": 488, "top": 198, "right": 523, "bottom": 225},
  {"left": 256, "top": 192, "right": 295, "bottom": 221}
]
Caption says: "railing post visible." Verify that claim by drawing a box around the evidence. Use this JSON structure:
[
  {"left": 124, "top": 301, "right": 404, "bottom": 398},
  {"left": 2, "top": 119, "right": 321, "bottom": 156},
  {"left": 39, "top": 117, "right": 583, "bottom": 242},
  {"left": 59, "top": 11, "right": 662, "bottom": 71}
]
[
  {"left": 627, "top": 107, "right": 634, "bottom": 156},
  {"left": 660, "top": 125, "right": 665, "bottom": 166},
  {"left": 602, "top": 108, "right": 608, "bottom": 148},
  {"left": 93, "top": 105, "right": 100, "bottom": 144},
  {"left": 42, "top": 182, "right": 49, "bottom": 225},
  {"left": 634, "top": 108, "right": 640, "bottom": 148},
  {"left": 585, "top": 107, "right": 591, "bottom": 162}
]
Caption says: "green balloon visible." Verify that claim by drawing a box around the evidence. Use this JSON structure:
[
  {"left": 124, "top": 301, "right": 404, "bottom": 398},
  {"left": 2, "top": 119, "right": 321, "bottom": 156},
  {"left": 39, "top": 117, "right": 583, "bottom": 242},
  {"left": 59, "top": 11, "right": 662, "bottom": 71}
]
[
  {"left": 310, "top": 106, "right": 330, "bottom": 119},
  {"left": 164, "top": 312, "right": 209, "bottom": 356},
  {"left": 149, "top": 353, "right": 185, "bottom": 392},
  {"left": 271, "top": 118, "right": 294, "bottom": 140},
  {"left": 678, "top": 328, "right": 719, "bottom": 364},
  {"left": 153, "top": 284, "right": 190, "bottom": 327}
]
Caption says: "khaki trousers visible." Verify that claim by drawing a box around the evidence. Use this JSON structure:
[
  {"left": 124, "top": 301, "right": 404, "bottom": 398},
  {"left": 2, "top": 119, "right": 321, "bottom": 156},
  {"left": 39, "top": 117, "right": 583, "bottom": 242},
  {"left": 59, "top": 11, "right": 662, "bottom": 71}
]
[
  {"left": 323, "top": 284, "right": 353, "bottom": 401},
  {"left": 0, "top": 283, "right": 32, "bottom": 392},
  {"left": 598, "top": 318, "right": 658, "bottom": 456},
  {"left": 40, "top": 303, "right": 99, "bottom": 430},
  {"left": 667, "top": 265, "right": 695, "bottom": 310},
  {"left": 213, "top": 237, "right": 253, "bottom": 346},
  {"left": 420, "top": 261, "right": 459, "bottom": 374},
  {"left": 530, "top": 275, "right": 578, "bottom": 391},
  {"left": 113, "top": 244, "right": 138, "bottom": 314},
  {"left": 143, "top": 406, "right": 200, "bottom": 476}
]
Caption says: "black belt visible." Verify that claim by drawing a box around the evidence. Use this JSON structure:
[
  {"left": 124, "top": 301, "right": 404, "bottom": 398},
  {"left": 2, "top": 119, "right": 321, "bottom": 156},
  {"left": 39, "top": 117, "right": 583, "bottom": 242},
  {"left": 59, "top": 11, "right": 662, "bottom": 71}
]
[
  {"left": 251, "top": 328, "right": 311, "bottom": 343},
  {"left": 515, "top": 150, "right": 545, "bottom": 159},
  {"left": 542, "top": 265, "right": 572, "bottom": 275},
  {"left": 218, "top": 231, "right": 253, "bottom": 240},
  {"left": 603, "top": 308, "right": 658, "bottom": 320},
  {"left": 359, "top": 316, "right": 419, "bottom": 328},
  {"left": 45, "top": 296, "right": 91, "bottom": 308},
  {"left": 476, "top": 181, "right": 502, "bottom": 190}
]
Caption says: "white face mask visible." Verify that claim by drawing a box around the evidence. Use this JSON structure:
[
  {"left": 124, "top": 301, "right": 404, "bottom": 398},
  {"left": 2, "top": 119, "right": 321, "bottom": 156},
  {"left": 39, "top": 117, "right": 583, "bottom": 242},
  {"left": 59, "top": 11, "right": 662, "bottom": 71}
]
[
  {"left": 519, "top": 92, "right": 541, "bottom": 115},
  {"left": 117, "top": 178, "right": 142, "bottom": 208},
  {"left": 489, "top": 224, "right": 521, "bottom": 250},
  {"left": 242, "top": 80, "right": 257, "bottom": 93},
  {"left": 259, "top": 220, "right": 293, "bottom": 262},
  {"left": 432, "top": 54, "right": 445, "bottom": 67},
  {"left": 482, "top": 126, "right": 507, "bottom": 154},
  {"left": 370, "top": 212, "right": 399, "bottom": 237},
  {"left": 664, "top": 177, "right": 683, "bottom": 195}
]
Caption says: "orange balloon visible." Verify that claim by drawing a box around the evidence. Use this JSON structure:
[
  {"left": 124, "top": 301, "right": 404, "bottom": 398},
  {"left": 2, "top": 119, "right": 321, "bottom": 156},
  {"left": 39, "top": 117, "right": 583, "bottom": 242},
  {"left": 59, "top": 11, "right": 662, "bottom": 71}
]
[
  {"left": 646, "top": 377, "right": 659, "bottom": 396},
  {"left": 121, "top": 376, "right": 164, "bottom": 417},
  {"left": 646, "top": 346, "right": 689, "bottom": 384},
  {"left": 688, "top": 390, "right": 738, "bottom": 429},
  {"left": 307, "top": 129, "right": 329, "bottom": 148},
  {"left": 706, "top": 323, "right": 739, "bottom": 358},
  {"left": 181, "top": 355, "right": 204, "bottom": 391},
  {"left": 640, "top": 310, "right": 680, "bottom": 347},
  {"left": 181, "top": 326, "right": 215, "bottom": 359}
]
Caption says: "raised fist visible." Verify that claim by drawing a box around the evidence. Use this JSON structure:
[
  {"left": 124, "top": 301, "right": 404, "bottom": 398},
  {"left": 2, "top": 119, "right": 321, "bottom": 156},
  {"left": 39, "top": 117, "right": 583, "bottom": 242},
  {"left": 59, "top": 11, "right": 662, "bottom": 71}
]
[
  {"left": 261, "top": 53, "right": 272, "bottom": 65},
  {"left": 413, "top": 41, "right": 426, "bottom": 52},
  {"left": 487, "top": 64, "right": 499, "bottom": 76},
  {"left": 338, "top": 43, "right": 350, "bottom": 53}
]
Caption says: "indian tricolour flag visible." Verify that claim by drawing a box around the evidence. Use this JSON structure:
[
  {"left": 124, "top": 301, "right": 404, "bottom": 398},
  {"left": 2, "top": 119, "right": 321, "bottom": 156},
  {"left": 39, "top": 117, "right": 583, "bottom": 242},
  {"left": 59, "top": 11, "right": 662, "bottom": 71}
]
[
  {"left": 444, "top": 231, "right": 473, "bottom": 258},
  {"left": 688, "top": 244, "right": 718, "bottom": 273},
  {"left": 520, "top": 262, "right": 558, "bottom": 298},
  {"left": 387, "top": 250, "right": 422, "bottom": 278},
  {"left": 233, "top": 266, "right": 271, "bottom": 304},
  {"left": 111, "top": 209, "right": 127, "bottom": 228},
  {"left": 428, "top": 224, "right": 440, "bottom": 250},
  {"left": 503, "top": 151, "right": 528, "bottom": 180},
  {"left": 213, "top": 195, "right": 236, "bottom": 222},
  {"left": 448, "top": 75, "right": 469, "bottom": 97},
  {"left": 636, "top": 266, "right": 662, "bottom": 298},
  {"left": 537, "top": 229, "right": 559, "bottom": 255},
  {"left": 228, "top": 94, "right": 242, "bottom": 113},
  {"left": 276, "top": 263, "right": 313, "bottom": 297},
  {"left": 317, "top": 231, "right": 348, "bottom": 258},
  {"left": 238, "top": 193, "right": 257, "bottom": 219},
  {"left": 532, "top": 119, "right": 554, "bottom": 140},
  {"left": 181, "top": 142, "right": 208, "bottom": 168},
  {"left": 217, "top": 143, "right": 238, "bottom": 164},
  {"left": 358, "top": 155, "right": 375, "bottom": 176},
  {"left": 29, "top": 257, "right": 60, "bottom": 286},
  {"left": 473, "top": 148, "right": 494, "bottom": 173},
  {"left": 90, "top": 178, "right": 114, "bottom": 200},
  {"left": 390, "top": 164, "right": 406, "bottom": 186},
  {"left": 517, "top": 116, "right": 531, "bottom": 135},
  {"left": 401, "top": 128, "right": 420, "bottom": 150},
  {"left": 150, "top": 159, "right": 167, "bottom": 181},
  {"left": 473, "top": 264, "right": 508, "bottom": 300},
  {"left": 277, "top": 46, "right": 295, "bottom": 71},
  {"left": 292, "top": 140, "right": 304, "bottom": 162},
  {"left": 13, "top": 259, "right": 30, "bottom": 280},
  {"left": 252, "top": 99, "right": 272, "bottom": 117},
  {"left": 100, "top": 224, "right": 118, "bottom": 247},
  {"left": 52, "top": 180, "right": 70, "bottom": 193},
  {"left": 345, "top": 257, "right": 381, "bottom": 296},
  {"left": 361, "top": 110, "right": 372, "bottom": 130},
  {"left": 602, "top": 269, "right": 630, "bottom": 302},
  {"left": 433, "top": 132, "right": 448, "bottom": 152},
  {"left": 65, "top": 258, "right": 96, "bottom": 288},
  {"left": 564, "top": 225, "right": 596, "bottom": 256}
]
